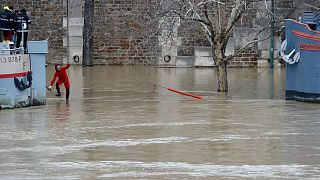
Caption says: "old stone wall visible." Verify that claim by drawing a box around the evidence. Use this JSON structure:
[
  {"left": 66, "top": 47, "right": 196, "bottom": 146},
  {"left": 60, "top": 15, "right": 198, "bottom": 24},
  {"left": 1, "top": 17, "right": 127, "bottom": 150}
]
[
  {"left": 93, "top": 0, "right": 160, "bottom": 65},
  {"left": 175, "top": 0, "right": 318, "bottom": 67},
  {"left": 1, "top": 0, "right": 317, "bottom": 66},
  {"left": 1, "top": 0, "right": 65, "bottom": 64}
]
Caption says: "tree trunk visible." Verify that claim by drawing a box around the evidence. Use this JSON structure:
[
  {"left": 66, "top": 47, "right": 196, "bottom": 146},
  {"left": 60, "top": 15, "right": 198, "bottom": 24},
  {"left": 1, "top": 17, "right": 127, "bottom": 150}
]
[
  {"left": 216, "top": 60, "right": 228, "bottom": 91},
  {"left": 82, "top": 0, "right": 94, "bottom": 66},
  {"left": 213, "top": 46, "right": 228, "bottom": 92}
]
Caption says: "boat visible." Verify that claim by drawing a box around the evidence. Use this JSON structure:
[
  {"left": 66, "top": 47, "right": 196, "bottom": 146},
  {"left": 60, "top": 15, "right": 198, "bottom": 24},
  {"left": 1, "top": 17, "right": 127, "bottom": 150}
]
[
  {"left": 0, "top": 40, "right": 48, "bottom": 109},
  {"left": 281, "top": 12, "right": 320, "bottom": 102}
]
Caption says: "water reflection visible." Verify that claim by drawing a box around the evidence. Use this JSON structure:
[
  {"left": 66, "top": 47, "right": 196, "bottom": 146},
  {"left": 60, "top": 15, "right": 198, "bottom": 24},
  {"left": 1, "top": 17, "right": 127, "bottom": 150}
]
[{"left": 0, "top": 66, "right": 319, "bottom": 179}]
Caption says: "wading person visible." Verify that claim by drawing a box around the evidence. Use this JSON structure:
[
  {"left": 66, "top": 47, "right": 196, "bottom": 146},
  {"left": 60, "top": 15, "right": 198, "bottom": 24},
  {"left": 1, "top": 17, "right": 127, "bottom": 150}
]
[
  {"left": 0, "top": 6, "right": 14, "bottom": 42},
  {"left": 15, "top": 9, "right": 31, "bottom": 53},
  {"left": 48, "top": 63, "right": 71, "bottom": 100}
]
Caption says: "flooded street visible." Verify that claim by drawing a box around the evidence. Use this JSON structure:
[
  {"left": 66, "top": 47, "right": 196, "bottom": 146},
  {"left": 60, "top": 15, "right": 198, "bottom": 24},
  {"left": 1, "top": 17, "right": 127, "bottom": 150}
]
[{"left": 1, "top": 66, "right": 320, "bottom": 179}]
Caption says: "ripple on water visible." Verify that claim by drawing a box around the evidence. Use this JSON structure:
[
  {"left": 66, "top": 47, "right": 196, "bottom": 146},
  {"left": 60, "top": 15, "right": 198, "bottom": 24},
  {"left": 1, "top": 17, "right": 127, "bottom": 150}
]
[{"left": 41, "top": 161, "right": 320, "bottom": 179}]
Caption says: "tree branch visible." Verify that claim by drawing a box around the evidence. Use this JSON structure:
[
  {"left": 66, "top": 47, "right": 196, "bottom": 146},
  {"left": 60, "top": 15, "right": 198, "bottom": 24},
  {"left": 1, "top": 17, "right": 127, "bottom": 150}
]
[
  {"left": 225, "top": 25, "right": 273, "bottom": 61},
  {"left": 203, "top": 4, "right": 213, "bottom": 28},
  {"left": 304, "top": 3, "right": 320, "bottom": 10},
  {"left": 172, "top": 9, "right": 212, "bottom": 29},
  {"left": 223, "top": 0, "right": 251, "bottom": 45},
  {"left": 196, "top": 0, "right": 225, "bottom": 8}
]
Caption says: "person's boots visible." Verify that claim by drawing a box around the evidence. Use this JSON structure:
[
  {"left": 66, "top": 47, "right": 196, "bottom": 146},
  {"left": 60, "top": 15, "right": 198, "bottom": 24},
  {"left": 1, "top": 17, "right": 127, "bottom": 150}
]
[
  {"left": 66, "top": 88, "right": 70, "bottom": 100},
  {"left": 56, "top": 83, "right": 61, "bottom": 97}
]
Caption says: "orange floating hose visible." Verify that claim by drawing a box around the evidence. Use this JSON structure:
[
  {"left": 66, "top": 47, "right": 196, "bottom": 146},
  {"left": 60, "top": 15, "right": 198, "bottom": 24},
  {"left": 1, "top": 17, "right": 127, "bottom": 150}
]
[{"left": 167, "top": 88, "right": 204, "bottom": 100}]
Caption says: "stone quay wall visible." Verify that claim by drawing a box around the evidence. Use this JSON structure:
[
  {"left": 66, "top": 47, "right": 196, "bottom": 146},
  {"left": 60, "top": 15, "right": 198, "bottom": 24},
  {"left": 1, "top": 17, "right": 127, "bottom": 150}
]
[
  {"left": 0, "top": 0, "right": 316, "bottom": 66},
  {"left": 1, "top": 0, "right": 66, "bottom": 64},
  {"left": 93, "top": 0, "right": 160, "bottom": 65}
]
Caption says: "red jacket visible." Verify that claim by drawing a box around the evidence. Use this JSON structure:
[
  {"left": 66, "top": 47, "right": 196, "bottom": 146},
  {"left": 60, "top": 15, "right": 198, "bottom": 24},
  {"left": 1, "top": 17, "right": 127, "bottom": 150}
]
[{"left": 50, "top": 64, "right": 70, "bottom": 86}]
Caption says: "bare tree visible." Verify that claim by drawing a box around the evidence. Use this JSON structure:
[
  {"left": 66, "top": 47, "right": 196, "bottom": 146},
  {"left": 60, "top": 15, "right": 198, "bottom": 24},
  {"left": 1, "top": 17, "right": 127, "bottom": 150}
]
[{"left": 157, "top": 0, "right": 274, "bottom": 92}]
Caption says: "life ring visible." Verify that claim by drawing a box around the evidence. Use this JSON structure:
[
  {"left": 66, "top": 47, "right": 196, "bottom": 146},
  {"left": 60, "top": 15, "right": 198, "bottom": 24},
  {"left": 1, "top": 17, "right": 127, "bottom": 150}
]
[
  {"left": 73, "top": 55, "right": 80, "bottom": 63},
  {"left": 164, "top": 55, "right": 171, "bottom": 62}
]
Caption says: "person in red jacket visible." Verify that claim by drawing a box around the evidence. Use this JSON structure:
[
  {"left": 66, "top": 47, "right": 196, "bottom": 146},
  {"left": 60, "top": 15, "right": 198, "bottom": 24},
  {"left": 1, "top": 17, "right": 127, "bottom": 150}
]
[{"left": 48, "top": 63, "right": 70, "bottom": 100}]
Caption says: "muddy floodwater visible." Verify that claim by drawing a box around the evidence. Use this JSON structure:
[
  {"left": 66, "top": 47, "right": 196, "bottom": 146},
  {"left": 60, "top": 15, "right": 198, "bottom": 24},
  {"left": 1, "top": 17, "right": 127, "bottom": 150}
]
[{"left": 1, "top": 66, "right": 320, "bottom": 179}]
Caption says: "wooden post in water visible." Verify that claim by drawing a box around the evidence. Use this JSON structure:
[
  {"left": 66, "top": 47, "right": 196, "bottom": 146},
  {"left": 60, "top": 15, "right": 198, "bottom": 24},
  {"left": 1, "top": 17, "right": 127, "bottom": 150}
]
[{"left": 82, "top": 0, "right": 94, "bottom": 66}]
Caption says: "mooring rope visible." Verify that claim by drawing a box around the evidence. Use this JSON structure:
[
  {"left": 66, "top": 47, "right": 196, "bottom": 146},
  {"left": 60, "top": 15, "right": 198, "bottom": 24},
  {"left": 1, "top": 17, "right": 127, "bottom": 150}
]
[
  {"left": 123, "top": 76, "right": 204, "bottom": 100},
  {"left": 227, "top": 68, "right": 270, "bottom": 98}
]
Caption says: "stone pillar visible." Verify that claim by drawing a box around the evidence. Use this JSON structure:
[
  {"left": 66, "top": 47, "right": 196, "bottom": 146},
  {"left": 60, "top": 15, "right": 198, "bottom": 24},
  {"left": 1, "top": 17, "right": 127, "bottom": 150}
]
[
  {"left": 158, "top": 17, "right": 181, "bottom": 67},
  {"left": 63, "top": 0, "right": 84, "bottom": 65}
]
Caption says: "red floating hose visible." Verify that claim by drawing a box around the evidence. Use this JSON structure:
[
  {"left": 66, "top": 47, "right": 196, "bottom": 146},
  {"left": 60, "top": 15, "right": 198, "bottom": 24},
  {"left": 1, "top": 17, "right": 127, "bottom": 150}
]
[{"left": 167, "top": 88, "right": 204, "bottom": 100}]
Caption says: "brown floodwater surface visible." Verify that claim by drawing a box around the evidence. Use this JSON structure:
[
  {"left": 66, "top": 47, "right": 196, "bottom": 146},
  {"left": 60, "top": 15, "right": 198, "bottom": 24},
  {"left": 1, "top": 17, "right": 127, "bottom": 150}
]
[{"left": 0, "top": 66, "right": 320, "bottom": 179}]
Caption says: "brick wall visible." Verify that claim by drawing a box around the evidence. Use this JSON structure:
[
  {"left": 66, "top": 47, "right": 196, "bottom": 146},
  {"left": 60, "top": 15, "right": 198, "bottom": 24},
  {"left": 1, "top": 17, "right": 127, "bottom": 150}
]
[
  {"left": 175, "top": 0, "right": 316, "bottom": 67},
  {"left": 177, "top": 21, "right": 210, "bottom": 56},
  {"left": 1, "top": 0, "right": 66, "bottom": 64},
  {"left": 93, "top": 0, "right": 160, "bottom": 65},
  {"left": 231, "top": 47, "right": 259, "bottom": 67},
  {"left": 1, "top": 0, "right": 316, "bottom": 66},
  {"left": 175, "top": 1, "right": 260, "bottom": 67}
]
